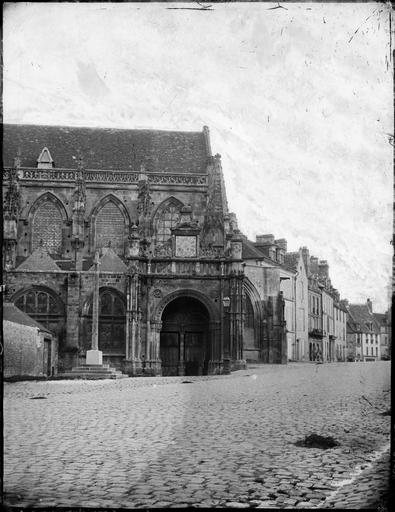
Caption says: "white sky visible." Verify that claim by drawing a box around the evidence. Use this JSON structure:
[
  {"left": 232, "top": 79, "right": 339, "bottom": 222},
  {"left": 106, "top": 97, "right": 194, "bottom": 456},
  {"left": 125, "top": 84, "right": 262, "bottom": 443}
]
[{"left": 3, "top": 2, "right": 393, "bottom": 312}]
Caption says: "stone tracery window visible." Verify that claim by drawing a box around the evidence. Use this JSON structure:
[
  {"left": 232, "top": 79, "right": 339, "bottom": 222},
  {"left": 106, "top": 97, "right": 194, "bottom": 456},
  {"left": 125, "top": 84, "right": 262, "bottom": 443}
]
[
  {"left": 154, "top": 200, "right": 182, "bottom": 244},
  {"left": 14, "top": 288, "right": 64, "bottom": 333},
  {"left": 87, "top": 290, "right": 126, "bottom": 354},
  {"left": 32, "top": 201, "right": 63, "bottom": 255},
  {"left": 95, "top": 201, "right": 125, "bottom": 254}
]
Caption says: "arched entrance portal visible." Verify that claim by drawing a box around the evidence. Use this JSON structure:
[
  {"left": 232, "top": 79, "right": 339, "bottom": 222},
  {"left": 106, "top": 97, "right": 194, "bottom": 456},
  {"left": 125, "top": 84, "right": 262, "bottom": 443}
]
[{"left": 160, "top": 297, "right": 210, "bottom": 377}]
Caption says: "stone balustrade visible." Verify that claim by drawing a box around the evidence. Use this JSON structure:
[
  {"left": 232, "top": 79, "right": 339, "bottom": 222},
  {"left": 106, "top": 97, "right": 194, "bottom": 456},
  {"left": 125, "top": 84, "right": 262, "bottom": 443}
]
[{"left": 3, "top": 168, "right": 208, "bottom": 186}]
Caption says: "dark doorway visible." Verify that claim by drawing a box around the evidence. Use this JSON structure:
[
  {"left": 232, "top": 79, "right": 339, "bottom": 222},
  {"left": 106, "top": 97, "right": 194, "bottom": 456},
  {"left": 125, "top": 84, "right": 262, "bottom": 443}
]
[
  {"left": 160, "top": 297, "right": 210, "bottom": 377},
  {"left": 160, "top": 332, "right": 180, "bottom": 376}
]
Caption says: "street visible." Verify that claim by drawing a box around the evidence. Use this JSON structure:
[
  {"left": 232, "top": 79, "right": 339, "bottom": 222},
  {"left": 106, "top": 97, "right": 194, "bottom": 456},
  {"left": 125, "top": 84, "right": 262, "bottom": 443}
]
[{"left": 4, "top": 362, "right": 391, "bottom": 509}]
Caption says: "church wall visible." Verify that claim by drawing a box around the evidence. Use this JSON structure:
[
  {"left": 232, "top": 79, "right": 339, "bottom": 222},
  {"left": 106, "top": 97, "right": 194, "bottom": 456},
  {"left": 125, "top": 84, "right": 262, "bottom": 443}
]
[
  {"left": 12, "top": 181, "right": 210, "bottom": 265},
  {"left": 6, "top": 271, "right": 68, "bottom": 305},
  {"left": 244, "top": 264, "right": 281, "bottom": 300},
  {"left": 2, "top": 125, "right": 290, "bottom": 375}
]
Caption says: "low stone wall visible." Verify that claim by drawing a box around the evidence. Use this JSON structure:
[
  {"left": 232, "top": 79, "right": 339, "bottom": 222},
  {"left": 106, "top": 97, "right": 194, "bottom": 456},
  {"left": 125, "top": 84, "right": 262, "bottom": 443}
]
[{"left": 3, "top": 320, "right": 57, "bottom": 378}]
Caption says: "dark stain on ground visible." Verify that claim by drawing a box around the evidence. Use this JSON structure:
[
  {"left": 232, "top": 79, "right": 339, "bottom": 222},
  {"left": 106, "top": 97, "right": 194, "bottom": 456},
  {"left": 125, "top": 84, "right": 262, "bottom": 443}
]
[{"left": 295, "top": 433, "right": 339, "bottom": 449}]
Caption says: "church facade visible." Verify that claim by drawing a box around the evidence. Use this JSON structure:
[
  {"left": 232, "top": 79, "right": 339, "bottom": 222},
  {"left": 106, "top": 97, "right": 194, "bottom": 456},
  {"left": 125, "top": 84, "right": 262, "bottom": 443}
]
[{"left": 2, "top": 124, "right": 287, "bottom": 376}]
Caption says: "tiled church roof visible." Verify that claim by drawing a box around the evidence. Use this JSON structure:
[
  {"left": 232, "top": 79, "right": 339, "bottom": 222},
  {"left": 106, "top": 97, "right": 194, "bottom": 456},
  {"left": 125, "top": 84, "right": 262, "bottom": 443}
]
[
  {"left": 16, "top": 246, "right": 61, "bottom": 272},
  {"left": 3, "top": 124, "right": 209, "bottom": 174},
  {"left": 89, "top": 247, "right": 128, "bottom": 273}
]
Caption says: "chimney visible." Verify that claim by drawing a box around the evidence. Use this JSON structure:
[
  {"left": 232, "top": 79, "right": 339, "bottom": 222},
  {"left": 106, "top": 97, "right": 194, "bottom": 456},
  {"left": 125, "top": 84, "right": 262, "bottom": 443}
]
[
  {"left": 310, "top": 256, "right": 319, "bottom": 275},
  {"left": 300, "top": 246, "right": 310, "bottom": 273},
  {"left": 256, "top": 234, "right": 275, "bottom": 245},
  {"left": 318, "top": 260, "right": 329, "bottom": 279},
  {"left": 275, "top": 238, "right": 287, "bottom": 251},
  {"left": 367, "top": 298, "right": 372, "bottom": 313},
  {"left": 340, "top": 299, "right": 349, "bottom": 309}
]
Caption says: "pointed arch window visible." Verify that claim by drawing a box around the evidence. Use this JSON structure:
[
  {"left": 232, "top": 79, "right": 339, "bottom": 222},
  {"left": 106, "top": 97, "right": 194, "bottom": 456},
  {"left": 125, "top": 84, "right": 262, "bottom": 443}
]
[
  {"left": 14, "top": 288, "right": 64, "bottom": 334},
  {"left": 245, "top": 294, "right": 255, "bottom": 329},
  {"left": 32, "top": 200, "right": 63, "bottom": 256},
  {"left": 87, "top": 290, "right": 126, "bottom": 354},
  {"left": 154, "top": 199, "right": 182, "bottom": 244},
  {"left": 95, "top": 201, "right": 125, "bottom": 254}
]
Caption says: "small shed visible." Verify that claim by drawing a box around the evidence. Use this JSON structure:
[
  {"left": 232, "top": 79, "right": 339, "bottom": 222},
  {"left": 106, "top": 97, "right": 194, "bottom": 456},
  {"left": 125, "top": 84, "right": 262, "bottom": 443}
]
[{"left": 3, "top": 302, "right": 58, "bottom": 378}]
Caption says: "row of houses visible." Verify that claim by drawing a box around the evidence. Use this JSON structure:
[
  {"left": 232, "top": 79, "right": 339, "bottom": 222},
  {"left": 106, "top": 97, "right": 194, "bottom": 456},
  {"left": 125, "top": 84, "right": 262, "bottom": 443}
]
[
  {"left": 2, "top": 123, "right": 391, "bottom": 379},
  {"left": 241, "top": 235, "right": 391, "bottom": 363}
]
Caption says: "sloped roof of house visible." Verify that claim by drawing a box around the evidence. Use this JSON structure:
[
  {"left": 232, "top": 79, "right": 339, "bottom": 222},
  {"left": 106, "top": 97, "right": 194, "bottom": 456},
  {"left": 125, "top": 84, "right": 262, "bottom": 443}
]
[
  {"left": 283, "top": 252, "right": 299, "bottom": 271},
  {"left": 242, "top": 239, "right": 266, "bottom": 259},
  {"left": 3, "top": 302, "right": 53, "bottom": 334},
  {"left": 373, "top": 313, "right": 387, "bottom": 327},
  {"left": 335, "top": 302, "right": 348, "bottom": 314},
  {"left": 3, "top": 123, "right": 209, "bottom": 174},
  {"left": 16, "top": 246, "right": 61, "bottom": 272},
  {"left": 347, "top": 318, "right": 358, "bottom": 333},
  {"left": 348, "top": 304, "right": 380, "bottom": 333},
  {"left": 241, "top": 238, "right": 283, "bottom": 267}
]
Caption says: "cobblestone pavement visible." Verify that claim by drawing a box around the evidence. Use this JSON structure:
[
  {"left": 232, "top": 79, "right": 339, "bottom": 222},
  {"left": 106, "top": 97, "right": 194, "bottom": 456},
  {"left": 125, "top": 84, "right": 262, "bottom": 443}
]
[{"left": 4, "top": 362, "right": 391, "bottom": 509}]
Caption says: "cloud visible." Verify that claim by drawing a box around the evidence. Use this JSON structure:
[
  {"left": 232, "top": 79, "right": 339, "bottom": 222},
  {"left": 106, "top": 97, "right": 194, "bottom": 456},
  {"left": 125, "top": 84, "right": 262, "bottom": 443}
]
[{"left": 3, "top": 2, "right": 393, "bottom": 311}]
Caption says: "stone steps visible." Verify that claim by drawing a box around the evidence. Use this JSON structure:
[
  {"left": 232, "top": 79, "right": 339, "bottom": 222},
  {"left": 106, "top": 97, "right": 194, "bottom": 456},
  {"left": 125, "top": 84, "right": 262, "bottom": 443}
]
[{"left": 60, "top": 364, "right": 128, "bottom": 380}]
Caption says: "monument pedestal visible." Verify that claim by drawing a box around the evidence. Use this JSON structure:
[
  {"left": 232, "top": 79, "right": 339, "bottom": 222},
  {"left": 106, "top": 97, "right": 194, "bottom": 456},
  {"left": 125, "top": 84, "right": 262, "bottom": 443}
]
[{"left": 86, "top": 349, "right": 103, "bottom": 365}]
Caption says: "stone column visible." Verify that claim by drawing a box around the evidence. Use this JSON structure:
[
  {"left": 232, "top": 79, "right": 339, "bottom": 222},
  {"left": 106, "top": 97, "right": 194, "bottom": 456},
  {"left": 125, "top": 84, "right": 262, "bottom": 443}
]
[
  {"left": 125, "top": 225, "right": 143, "bottom": 376},
  {"left": 233, "top": 274, "right": 246, "bottom": 370},
  {"left": 65, "top": 271, "right": 81, "bottom": 369},
  {"left": 130, "top": 274, "right": 139, "bottom": 360},
  {"left": 149, "top": 320, "right": 162, "bottom": 375},
  {"left": 124, "top": 270, "right": 143, "bottom": 376},
  {"left": 3, "top": 159, "right": 21, "bottom": 270},
  {"left": 208, "top": 321, "right": 221, "bottom": 374},
  {"left": 125, "top": 276, "right": 131, "bottom": 361},
  {"left": 86, "top": 250, "right": 103, "bottom": 365},
  {"left": 3, "top": 221, "right": 17, "bottom": 270}
]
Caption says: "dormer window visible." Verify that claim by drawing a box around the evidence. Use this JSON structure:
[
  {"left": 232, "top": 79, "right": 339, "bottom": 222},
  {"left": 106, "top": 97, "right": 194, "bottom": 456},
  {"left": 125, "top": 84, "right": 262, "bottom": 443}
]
[{"left": 37, "top": 147, "right": 54, "bottom": 169}]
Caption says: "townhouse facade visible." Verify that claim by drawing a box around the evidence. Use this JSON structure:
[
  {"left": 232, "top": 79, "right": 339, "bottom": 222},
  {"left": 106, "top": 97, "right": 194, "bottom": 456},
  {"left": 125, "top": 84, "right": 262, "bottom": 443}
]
[
  {"left": 347, "top": 300, "right": 381, "bottom": 362},
  {"left": 283, "top": 249, "right": 309, "bottom": 361},
  {"left": 373, "top": 311, "right": 391, "bottom": 360},
  {"left": 334, "top": 299, "right": 348, "bottom": 361}
]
